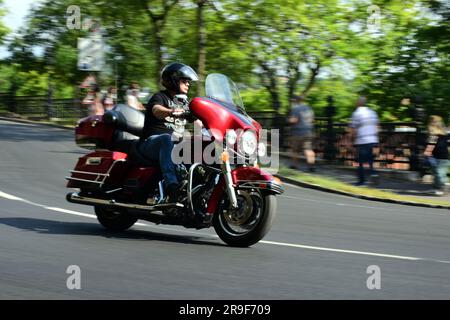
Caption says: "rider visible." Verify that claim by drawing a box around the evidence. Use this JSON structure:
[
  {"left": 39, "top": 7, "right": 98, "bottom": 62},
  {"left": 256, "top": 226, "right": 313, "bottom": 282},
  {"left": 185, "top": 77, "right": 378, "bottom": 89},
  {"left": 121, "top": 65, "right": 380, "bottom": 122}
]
[{"left": 139, "top": 62, "right": 199, "bottom": 204}]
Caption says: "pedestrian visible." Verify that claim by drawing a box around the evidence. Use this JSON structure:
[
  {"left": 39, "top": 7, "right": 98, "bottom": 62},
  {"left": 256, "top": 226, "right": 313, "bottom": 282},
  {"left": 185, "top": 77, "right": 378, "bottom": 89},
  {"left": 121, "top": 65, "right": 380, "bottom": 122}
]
[
  {"left": 349, "top": 96, "right": 379, "bottom": 186},
  {"left": 82, "top": 83, "right": 104, "bottom": 116},
  {"left": 424, "top": 115, "right": 449, "bottom": 196},
  {"left": 102, "top": 86, "right": 117, "bottom": 111},
  {"left": 287, "top": 95, "right": 316, "bottom": 172},
  {"left": 126, "top": 82, "right": 145, "bottom": 111}
]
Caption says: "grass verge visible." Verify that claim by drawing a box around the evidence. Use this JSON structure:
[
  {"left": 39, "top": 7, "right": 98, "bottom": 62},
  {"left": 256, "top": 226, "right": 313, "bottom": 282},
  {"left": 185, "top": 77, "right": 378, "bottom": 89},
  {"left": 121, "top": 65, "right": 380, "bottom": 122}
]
[{"left": 278, "top": 167, "right": 450, "bottom": 207}]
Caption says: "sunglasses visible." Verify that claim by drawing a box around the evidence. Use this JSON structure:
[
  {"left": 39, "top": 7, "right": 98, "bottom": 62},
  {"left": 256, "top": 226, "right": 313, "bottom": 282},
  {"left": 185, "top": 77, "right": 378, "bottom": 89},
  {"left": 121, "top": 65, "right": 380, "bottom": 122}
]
[{"left": 180, "top": 78, "right": 191, "bottom": 85}]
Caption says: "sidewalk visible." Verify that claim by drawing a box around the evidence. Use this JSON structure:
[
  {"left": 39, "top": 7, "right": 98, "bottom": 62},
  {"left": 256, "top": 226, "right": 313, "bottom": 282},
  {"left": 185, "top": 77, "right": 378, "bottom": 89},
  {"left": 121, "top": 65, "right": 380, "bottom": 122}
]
[{"left": 278, "top": 155, "right": 450, "bottom": 204}]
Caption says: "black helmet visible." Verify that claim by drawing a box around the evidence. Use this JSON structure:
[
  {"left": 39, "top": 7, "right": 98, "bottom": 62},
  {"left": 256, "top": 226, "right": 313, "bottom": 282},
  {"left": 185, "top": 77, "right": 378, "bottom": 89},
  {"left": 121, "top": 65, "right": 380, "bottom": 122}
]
[{"left": 161, "top": 62, "right": 199, "bottom": 93}]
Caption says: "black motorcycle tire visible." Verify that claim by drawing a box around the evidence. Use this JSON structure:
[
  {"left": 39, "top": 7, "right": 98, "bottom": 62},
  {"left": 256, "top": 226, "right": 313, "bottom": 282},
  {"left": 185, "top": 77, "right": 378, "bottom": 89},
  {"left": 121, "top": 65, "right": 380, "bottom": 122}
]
[
  {"left": 213, "top": 192, "right": 277, "bottom": 247},
  {"left": 95, "top": 206, "right": 137, "bottom": 232}
]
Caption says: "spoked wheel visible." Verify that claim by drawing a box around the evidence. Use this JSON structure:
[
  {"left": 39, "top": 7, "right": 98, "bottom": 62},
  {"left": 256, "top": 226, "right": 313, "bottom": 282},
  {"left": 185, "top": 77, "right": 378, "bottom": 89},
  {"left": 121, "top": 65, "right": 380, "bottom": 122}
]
[
  {"left": 95, "top": 207, "right": 137, "bottom": 232},
  {"left": 213, "top": 190, "right": 277, "bottom": 247}
]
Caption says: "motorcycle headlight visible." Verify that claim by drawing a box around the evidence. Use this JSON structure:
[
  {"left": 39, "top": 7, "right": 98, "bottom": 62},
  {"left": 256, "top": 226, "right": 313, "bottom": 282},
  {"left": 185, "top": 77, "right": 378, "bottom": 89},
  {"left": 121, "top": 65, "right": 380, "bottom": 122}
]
[
  {"left": 225, "top": 129, "right": 237, "bottom": 145},
  {"left": 239, "top": 130, "right": 257, "bottom": 156},
  {"left": 257, "top": 142, "right": 266, "bottom": 157}
]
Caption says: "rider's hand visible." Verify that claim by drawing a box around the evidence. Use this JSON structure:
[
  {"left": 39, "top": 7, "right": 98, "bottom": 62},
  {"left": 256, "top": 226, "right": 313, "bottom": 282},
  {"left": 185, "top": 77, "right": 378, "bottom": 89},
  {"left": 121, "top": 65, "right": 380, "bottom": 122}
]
[{"left": 172, "top": 108, "right": 189, "bottom": 118}]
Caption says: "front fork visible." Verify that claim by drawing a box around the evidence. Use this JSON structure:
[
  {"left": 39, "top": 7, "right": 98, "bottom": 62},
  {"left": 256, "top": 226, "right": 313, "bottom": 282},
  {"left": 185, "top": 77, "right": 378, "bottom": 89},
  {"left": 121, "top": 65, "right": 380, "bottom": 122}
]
[{"left": 221, "top": 148, "right": 238, "bottom": 209}]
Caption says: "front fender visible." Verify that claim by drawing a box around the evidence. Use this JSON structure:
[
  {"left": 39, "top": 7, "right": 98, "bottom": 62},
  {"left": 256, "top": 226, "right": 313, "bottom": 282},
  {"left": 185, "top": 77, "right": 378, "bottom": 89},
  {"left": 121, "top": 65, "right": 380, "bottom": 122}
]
[
  {"left": 232, "top": 166, "right": 284, "bottom": 195},
  {"left": 206, "top": 166, "right": 284, "bottom": 215}
]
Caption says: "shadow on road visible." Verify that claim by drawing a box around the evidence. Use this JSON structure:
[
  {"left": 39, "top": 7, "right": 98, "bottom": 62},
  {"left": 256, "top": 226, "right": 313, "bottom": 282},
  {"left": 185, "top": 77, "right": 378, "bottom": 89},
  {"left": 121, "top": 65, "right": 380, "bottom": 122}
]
[
  {"left": 0, "top": 122, "right": 73, "bottom": 142},
  {"left": 47, "top": 150, "right": 86, "bottom": 155},
  {"left": 0, "top": 217, "right": 226, "bottom": 247}
]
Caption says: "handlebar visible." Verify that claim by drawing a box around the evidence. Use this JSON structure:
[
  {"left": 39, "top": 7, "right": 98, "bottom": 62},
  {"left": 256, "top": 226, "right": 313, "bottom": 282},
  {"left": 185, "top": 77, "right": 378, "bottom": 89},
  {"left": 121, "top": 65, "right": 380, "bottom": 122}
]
[{"left": 171, "top": 109, "right": 191, "bottom": 118}]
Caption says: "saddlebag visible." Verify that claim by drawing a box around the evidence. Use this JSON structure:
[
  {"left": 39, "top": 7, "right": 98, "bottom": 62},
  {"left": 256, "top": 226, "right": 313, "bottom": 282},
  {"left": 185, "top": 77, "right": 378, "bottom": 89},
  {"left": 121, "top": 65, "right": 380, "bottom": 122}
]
[{"left": 66, "top": 151, "right": 128, "bottom": 191}]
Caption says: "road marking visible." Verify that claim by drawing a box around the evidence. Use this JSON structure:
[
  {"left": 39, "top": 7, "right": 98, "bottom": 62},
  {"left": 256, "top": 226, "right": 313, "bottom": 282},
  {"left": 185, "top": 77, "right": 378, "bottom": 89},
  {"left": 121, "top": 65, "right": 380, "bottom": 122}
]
[
  {"left": 1, "top": 189, "right": 450, "bottom": 264},
  {"left": 0, "top": 191, "right": 26, "bottom": 201},
  {"left": 260, "top": 240, "right": 420, "bottom": 261}
]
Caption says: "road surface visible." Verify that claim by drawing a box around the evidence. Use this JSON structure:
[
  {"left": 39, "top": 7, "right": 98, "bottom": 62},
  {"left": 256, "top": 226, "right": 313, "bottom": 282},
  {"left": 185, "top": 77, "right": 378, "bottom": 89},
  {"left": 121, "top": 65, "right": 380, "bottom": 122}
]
[{"left": 0, "top": 119, "right": 449, "bottom": 299}]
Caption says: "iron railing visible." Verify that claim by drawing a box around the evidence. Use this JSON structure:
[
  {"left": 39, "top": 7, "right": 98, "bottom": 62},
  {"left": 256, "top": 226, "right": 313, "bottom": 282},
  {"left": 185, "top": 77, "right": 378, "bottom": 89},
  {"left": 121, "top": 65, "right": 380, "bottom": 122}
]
[{"left": 0, "top": 94, "right": 444, "bottom": 172}]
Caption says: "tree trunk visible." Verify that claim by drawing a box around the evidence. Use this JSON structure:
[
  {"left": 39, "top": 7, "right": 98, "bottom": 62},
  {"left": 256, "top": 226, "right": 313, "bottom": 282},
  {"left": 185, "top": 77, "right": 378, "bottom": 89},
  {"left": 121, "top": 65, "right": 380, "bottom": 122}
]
[
  {"left": 196, "top": 0, "right": 207, "bottom": 96},
  {"left": 153, "top": 27, "right": 164, "bottom": 86},
  {"left": 258, "top": 61, "right": 281, "bottom": 113},
  {"left": 144, "top": 1, "right": 180, "bottom": 86},
  {"left": 269, "top": 89, "right": 281, "bottom": 113},
  {"left": 286, "top": 62, "right": 300, "bottom": 109},
  {"left": 300, "top": 60, "right": 321, "bottom": 97}
]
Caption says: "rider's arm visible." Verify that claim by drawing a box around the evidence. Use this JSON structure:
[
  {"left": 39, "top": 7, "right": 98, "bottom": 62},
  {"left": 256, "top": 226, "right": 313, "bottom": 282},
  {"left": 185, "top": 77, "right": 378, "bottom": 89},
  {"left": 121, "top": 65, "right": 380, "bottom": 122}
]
[
  {"left": 287, "top": 116, "right": 299, "bottom": 125},
  {"left": 152, "top": 104, "right": 180, "bottom": 119},
  {"left": 424, "top": 135, "right": 437, "bottom": 156}
]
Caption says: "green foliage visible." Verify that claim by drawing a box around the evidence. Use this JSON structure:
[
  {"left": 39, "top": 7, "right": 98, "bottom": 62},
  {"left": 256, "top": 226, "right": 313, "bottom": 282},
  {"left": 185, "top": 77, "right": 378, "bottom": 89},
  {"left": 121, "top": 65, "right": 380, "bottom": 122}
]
[
  {"left": 0, "top": 0, "right": 9, "bottom": 43},
  {"left": 240, "top": 88, "right": 272, "bottom": 112},
  {"left": 0, "top": 0, "right": 448, "bottom": 124},
  {"left": 16, "top": 70, "right": 49, "bottom": 96},
  {"left": 0, "top": 64, "right": 16, "bottom": 91}
]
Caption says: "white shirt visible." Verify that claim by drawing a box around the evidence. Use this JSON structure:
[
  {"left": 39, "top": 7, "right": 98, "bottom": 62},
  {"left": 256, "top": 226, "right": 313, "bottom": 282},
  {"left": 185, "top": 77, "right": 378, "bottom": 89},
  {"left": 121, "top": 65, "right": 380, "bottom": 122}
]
[
  {"left": 350, "top": 106, "right": 379, "bottom": 145},
  {"left": 127, "top": 94, "right": 140, "bottom": 110}
]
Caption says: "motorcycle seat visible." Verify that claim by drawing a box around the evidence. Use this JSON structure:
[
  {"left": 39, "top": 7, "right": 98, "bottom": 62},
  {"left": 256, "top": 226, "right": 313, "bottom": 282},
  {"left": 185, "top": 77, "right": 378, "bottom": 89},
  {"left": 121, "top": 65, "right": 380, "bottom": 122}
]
[
  {"left": 104, "top": 105, "right": 159, "bottom": 167},
  {"left": 112, "top": 132, "right": 158, "bottom": 167}
]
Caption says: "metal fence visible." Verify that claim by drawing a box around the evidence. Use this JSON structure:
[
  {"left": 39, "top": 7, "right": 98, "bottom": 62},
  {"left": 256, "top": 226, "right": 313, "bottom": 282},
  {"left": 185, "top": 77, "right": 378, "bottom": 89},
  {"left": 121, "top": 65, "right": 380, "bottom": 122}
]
[
  {"left": 0, "top": 93, "right": 87, "bottom": 120},
  {"left": 249, "top": 112, "right": 428, "bottom": 171},
  {"left": 0, "top": 94, "right": 438, "bottom": 172}
]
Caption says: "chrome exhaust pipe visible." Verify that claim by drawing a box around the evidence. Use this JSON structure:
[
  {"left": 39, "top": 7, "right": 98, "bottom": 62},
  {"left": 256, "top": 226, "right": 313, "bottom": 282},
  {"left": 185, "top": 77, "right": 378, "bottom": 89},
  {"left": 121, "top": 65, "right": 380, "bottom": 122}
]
[{"left": 66, "top": 192, "right": 182, "bottom": 213}]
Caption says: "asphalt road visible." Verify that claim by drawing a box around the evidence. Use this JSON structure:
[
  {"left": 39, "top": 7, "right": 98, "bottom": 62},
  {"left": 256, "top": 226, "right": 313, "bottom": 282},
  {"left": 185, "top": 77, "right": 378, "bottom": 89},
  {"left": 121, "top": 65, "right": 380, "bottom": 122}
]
[{"left": 1, "top": 119, "right": 450, "bottom": 300}]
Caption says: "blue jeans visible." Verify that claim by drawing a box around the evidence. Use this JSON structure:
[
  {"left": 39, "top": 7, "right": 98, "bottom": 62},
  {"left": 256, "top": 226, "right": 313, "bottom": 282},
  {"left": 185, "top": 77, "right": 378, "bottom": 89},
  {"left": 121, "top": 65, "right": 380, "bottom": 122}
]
[
  {"left": 356, "top": 143, "right": 376, "bottom": 183},
  {"left": 431, "top": 158, "right": 449, "bottom": 189},
  {"left": 138, "top": 134, "right": 179, "bottom": 187}
]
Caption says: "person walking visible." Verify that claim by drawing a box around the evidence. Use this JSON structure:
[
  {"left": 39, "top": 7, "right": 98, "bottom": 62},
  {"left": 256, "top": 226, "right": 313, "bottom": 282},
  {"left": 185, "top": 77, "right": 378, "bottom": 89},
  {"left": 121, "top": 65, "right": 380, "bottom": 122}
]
[
  {"left": 287, "top": 95, "right": 316, "bottom": 172},
  {"left": 424, "top": 115, "right": 449, "bottom": 196},
  {"left": 349, "top": 96, "right": 379, "bottom": 186},
  {"left": 82, "top": 83, "right": 104, "bottom": 116},
  {"left": 102, "top": 86, "right": 117, "bottom": 111},
  {"left": 126, "top": 82, "right": 145, "bottom": 111}
]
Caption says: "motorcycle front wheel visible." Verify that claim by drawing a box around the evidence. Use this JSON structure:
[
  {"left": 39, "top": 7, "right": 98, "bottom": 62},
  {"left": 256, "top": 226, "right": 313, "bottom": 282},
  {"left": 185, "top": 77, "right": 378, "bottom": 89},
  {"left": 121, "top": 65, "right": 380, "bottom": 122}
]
[
  {"left": 213, "top": 190, "right": 277, "bottom": 247},
  {"left": 95, "top": 206, "right": 137, "bottom": 232}
]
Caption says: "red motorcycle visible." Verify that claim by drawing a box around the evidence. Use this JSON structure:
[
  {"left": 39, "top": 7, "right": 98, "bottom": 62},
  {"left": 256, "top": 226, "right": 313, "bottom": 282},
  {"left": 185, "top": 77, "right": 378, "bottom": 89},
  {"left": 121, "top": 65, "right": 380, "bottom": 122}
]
[{"left": 66, "top": 73, "right": 283, "bottom": 247}]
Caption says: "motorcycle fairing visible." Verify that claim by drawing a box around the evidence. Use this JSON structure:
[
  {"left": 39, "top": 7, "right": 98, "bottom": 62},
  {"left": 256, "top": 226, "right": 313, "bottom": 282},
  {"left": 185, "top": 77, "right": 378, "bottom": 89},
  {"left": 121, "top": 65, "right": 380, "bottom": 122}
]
[{"left": 189, "top": 97, "right": 259, "bottom": 143}]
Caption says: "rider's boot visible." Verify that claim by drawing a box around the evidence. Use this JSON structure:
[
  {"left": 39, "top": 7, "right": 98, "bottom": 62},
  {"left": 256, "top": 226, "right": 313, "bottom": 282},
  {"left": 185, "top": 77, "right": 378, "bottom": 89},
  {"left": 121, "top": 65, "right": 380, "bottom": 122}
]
[{"left": 166, "top": 183, "right": 180, "bottom": 204}]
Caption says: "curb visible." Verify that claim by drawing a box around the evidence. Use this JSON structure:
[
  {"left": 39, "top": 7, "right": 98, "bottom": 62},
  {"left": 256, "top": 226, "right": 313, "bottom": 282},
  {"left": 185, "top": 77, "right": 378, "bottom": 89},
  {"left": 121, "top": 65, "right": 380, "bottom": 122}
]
[
  {"left": 0, "top": 116, "right": 75, "bottom": 130},
  {"left": 2, "top": 116, "right": 449, "bottom": 210},
  {"left": 275, "top": 174, "right": 450, "bottom": 210}
]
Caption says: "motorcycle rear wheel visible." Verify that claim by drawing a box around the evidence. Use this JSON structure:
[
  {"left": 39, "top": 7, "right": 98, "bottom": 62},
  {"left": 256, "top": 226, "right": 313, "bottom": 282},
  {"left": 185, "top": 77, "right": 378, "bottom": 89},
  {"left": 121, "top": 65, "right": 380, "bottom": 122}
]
[
  {"left": 213, "top": 190, "right": 277, "bottom": 247},
  {"left": 95, "top": 207, "right": 137, "bottom": 232}
]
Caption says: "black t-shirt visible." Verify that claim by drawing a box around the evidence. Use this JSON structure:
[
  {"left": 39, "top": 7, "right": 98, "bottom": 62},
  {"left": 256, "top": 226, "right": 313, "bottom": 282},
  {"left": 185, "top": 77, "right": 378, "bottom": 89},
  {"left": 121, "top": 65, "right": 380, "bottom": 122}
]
[
  {"left": 431, "top": 134, "right": 449, "bottom": 160},
  {"left": 141, "top": 90, "right": 193, "bottom": 140}
]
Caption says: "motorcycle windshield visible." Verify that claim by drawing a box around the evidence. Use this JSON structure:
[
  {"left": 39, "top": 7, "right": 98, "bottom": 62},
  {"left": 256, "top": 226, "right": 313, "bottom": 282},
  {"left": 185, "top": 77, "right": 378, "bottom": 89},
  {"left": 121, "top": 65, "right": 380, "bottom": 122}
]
[{"left": 205, "top": 74, "right": 244, "bottom": 111}]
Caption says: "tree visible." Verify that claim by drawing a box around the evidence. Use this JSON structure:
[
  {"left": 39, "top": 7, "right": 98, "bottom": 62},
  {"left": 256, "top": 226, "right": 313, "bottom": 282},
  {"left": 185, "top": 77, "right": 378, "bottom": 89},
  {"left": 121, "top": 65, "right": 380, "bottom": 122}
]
[
  {"left": 140, "top": 0, "right": 180, "bottom": 84},
  {"left": 355, "top": 0, "right": 450, "bottom": 121},
  {"left": 209, "top": 0, "right": 367, "bottom": 113}
]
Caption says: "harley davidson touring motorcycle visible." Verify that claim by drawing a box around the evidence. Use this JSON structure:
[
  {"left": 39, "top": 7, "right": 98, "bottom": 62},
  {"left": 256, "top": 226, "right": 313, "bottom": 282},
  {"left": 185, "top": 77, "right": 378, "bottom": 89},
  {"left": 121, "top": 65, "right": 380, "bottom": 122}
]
[{"left": 66, "top": 73, "right": 284, "bottom": 247}]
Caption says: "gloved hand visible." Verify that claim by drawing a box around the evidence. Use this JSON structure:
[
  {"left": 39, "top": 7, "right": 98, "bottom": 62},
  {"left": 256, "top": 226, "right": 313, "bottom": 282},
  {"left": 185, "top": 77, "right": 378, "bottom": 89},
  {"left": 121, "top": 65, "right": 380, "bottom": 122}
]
[{"left": 172, "top": 108, "right": 191, "bottom": 118}]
